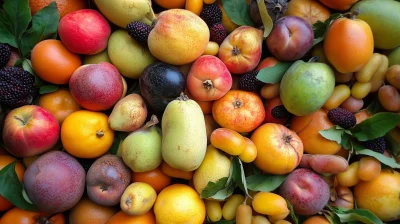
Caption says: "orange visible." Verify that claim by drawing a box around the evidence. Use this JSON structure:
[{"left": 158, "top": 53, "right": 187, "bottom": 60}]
[
  {"left": 303, "top": 215, "right": 330, "bottom": 224},
  {"left": 324, "top": 13, "right": 374, "bottom": 73},
  {"left": 154, "top": 0, "right": 186, "bottom": 9},
  {"left": 0, "top": 155, "right": 25, "bottom": 212},
  {"left": 291, "top": 109, "right": 342, "bottom": 155},
  {"left": 69, "top": 197, "right": 117, "bottom": 224},
  {"left": 61, "top": 110, "right": 114, "bottom": 159},
  {"left": 354, "top": 169, "right": 400, "bottom": 222},
  {"left": 0, "top": 207, "right": 65, "bottom": 224},
  {"left": 319, "top": 0, "right": 359, "bottom": 11},
  {"left": 154, "top": 184, "right": 206, "bottom": 224},
  {"left": 38, "top": 88, "right": 81, "bottom": 125},
  {"left": 31, "top": 39, "right": 82, "bottom": 85},
  {"left": 160, "top": 161, "right": 193, "bottom": 180},
  {"left": 29, "top": 0, "right": 88, "bottom": 18},
  {"left": 131, "top": 166, "right": 172, "bottom": 193},
  {"left": 106, "top": 210, "right": 156, "bottom": 224},
  {"left": 285, "top": 0, "right": 331, "bottom": 24}
]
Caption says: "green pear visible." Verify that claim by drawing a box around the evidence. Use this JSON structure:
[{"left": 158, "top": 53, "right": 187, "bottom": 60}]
[
  {"left": 280, "top": 58, "right": 335, "bottom": 116},
  {"left": 108, "top": 30, "right": 157, "bottom": 79},
  {"left": 108, "top": 94, "right": 148, "bottom": 132},
  {"left": 161, "top": 94, "right": 207, "bottom": 172},
  {"left": 82, "top": 49, "right": 111, "bottom": 65},
  {"left": 193, "top": 145, "right": 231, "bottom": 195},
  {"left": 121, "top": 115, "right": 162, "bottom": 172}
]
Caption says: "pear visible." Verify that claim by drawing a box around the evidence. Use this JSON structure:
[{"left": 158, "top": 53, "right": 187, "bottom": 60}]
[
  {"left": 161, "top": 93, "right": 207, "bottom": 172},
  {"left": 193, "top": 145, "right": 231, "bottom": 195},
  {"left": 108, "top": 94, "right": 147, "bottom": 132},
  {"left": 121, "top": 115, "right": 162, "bottom": 172}
]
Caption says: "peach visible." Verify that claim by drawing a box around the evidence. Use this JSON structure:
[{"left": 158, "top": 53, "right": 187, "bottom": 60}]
[
  {"left": 279, "top": 168, "right": 330, "bottom": 216},
  {"left": 69, "top": 62, "right": 124, "bottom": 111},
  {"left": 2, "top": 105, "right": 59, "bottom": 157},
  {"left": 23, "top": 151, "right": 85, "bottom": 213},
  {"left": 59, "top": 9, "right": 111, "bottom": 55},
  {"left": 186, "top": 55, "right": 232, "bottom": 101},
  {"left": 354, "top": 169, "right": 400, "bottom": 221},
  {"left": 291, "top": 109, "right": 342, "bottom": 155},
  {"left": 336, "top": 161, "right": 360, "bottom": 187},
  {"left": 218, "top": 26, "right": 263, "bottom": 74},
  {"left": 148, "top": 9, "right": 209, "bottom": 65},
  {"left": 266, "top": 16, "right": 314, "bottom": 61}
]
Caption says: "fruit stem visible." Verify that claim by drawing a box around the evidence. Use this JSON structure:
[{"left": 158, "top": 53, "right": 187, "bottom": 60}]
[
  {"left": 308, "top": 56, "right": 320, "bottom": 63},
  {"left": 144, "top": 115, "right": 159, "bottom": 128},
  {"left": 177, "top": 92, "right": 190, "bottom": 101},
  {"left": 37, "top": 216, "right": 51, "bottom": 224},
  {"left": 232, "top": 46, "right": 241, "bottom": 56},
  {"left": 233, "top": 100, "right": 243, "bottom": 108},
  {"left": 203, "top": 80, "right": 214, "bottom": 91},
  {"left": 96, "top": 130, "right": 104, "bottom": 138},
  {"left": 343, "top": 8, "right": 360, "bottom": 20},
  {"left": 13, "top": 116, "right": 26, "bottom": 125}
]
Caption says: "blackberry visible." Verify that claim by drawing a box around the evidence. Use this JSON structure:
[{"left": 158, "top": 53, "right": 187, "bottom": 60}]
[
  {"left": 209, "top": 23, "right": 228, "bottom": 45},
  {"left": 363, "top": 137, "right": 386, "bottom": 154},
  {"left": 0, "top": 66, "right": 37, "bottom": 108},
  {"left": 238, "top": 70, "right": 264, "bottom": 92},
  {"left": 327, "top": 108, "right": 356, "bottom": 129},
  {"left": 126, "top": 21, "right": 152, "bottom": 43},
  {"left": 271, "top": 105, "right": 290, "bottom": 119},
  {"left": 200, "top": 3, "right": 222, "bottom": 26},
  {"left": 0, "top": 43, "right": 11, "bottom": 68}
]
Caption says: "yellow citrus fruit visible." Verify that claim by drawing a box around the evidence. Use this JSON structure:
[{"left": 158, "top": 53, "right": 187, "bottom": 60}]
[
  {"left": 154, "top": 184, "right": 206, "bottom": 224},
  {"left": 61, "top": 110, "right": 114, "bottom": 159}
]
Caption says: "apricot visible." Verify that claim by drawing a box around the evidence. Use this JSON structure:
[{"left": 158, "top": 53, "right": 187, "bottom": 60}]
[
  {"left": 236, "top": 204, "right": 253, "bottom": 224},
  {"left": 340, "top": 96, "right": 364, "bottom": 113},
  {"left": 378, "top": 85, "right": 400, "bottom": 112},
  {"left": 334, "top": 71, "right": 354, "bottom": 83},
  {"left": 252, "top": 215, "right": 271, "bottom": 224},
  {"left": 222, "top": 194, "right": 245, "bottom": 220},
  {"left": 252, "top": 192, "right": 288, "bottom": 216},
  {"left": 309, "top": 154, "right": 349, "bottom": 174},
  {"left": 386, "top": 65, "right": 400, "bottom": 90},
  {"left": 351, "top": 81, "right": 371, "bottom": 99},
  {"left": 260, "top": 83, "right": 280, "bottom": 100},
  {"left": 268, "top": 209, "right": 289, "bottom": 223},
  {"left": 210, "top": 128, "right": 246, "bottom": 156},
  {"left": 357, "top": 156, "right": 382, "bottom": 182},
  {"left": 336, "top": 161, "right": 360, "bottom": 187},
  {"left": 238, "top": 137, "right": 258, "bottom": 163},
  {"left": 323, "top": 84, "right": 351, "bottom": 110},
  {"left": 303, "top": 215, "right": 330, "bottom": 224},
  {"left": 205, "top": 200, "right": 222, "bottom": 222}
]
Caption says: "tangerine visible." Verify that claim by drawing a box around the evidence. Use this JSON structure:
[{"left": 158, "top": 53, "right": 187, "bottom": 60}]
[
  {"left": 31, "top": 39, "right": 82, "bottom": 85},
  {"left": 29, "top": 0, "right": 87, "bottom": 18},
  {"left": 0, "top": 207, "right": 65, "bottom": 224},
  {"left": 131, "top": 167, "right": 172, "bottom": 193}
]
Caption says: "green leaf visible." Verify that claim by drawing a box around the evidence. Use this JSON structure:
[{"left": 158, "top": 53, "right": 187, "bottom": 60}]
[
  {"left": 231, "top": 157, "right": 248, "bottom": 194},
  {"left": 355, "top": 149, "right": 400, "bottom": 169},
  {"left": 286, "top": 199, "right": 299, "bottom": 224},
  {"left": 222, "top": 0, "right": 254, "bottom": 26},
  {"left": 312, "top": 13, "right": 342, "bottom": 43},
  {"left": 39, "top": 84, "right": 59, "bottom": 94},
  {"left": 335, "top": 208, "right": 383, "bottom": 224},
  {"left": 22, "top": 58, "right": 34, "bottom": 75},
  {"left": 0, "top": 12, "right": 17, "bottom": 47},
  {"left": 319, "top": 126, "right": 344, "bottom": 144},
  {"left": 3, "top": 0, "right": 31, "bottom": 41},
  {"left": 30, "top": 1, "right": 59, "bottom": 40},
  {"left": 0, "top": 161, "right": 39, "bottom": 211},
  {"left": 20, "top": 21, "right": 46, "bottom": 57},
  {"left": 385, "top": 129, "right": 400, "bottom": 157},
  {"left": 208, "top": 182, "right": 235, "bottom": 201},
  {"left": 257, "top": 0, "right": 273, "bottom": 37},
  {"left": 312, "top": 36, "right": 324, "bottom": 47},
  {"left": 351, "top": 112, "right": 400, "bottom": 141},
  {"left": 256, "top": 62, "right": 294, "bottom": 84},
  {"left": 246, "top": 173, "right": 287, "bottom": 192},
  {"left": 200, "top": 177, "right": 229, "bottom": 199}
]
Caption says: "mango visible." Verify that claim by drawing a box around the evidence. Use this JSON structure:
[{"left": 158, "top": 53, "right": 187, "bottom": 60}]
[
  {"left": 351, "top": 0, "right": 400, "bottom": 49},
  {"left": 161, "top": 94, "right": 207, "bottom": 171}
]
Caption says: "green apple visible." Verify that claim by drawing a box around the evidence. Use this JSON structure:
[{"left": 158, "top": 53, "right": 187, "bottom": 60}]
[
  {"left": 280, "top": 59, "right": 335, "bottom": 116},
  {"left": 82, "top": 49, "right": 111, "bottom": 64}
]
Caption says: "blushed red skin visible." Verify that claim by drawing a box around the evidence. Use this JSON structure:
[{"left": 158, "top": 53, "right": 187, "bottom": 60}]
[
  {"left": 279, "top": 168, "right": 330, "bottom": 216},
  {"left": 86, "top": 155, "right": 131, "bottom": 206},
  {"left": 58, "top": 9, "right": 111, "bottom": 55},
  {"left": 264, "top": 97, "right": 289, "bottom": 125},
  {"left": 309, "top": 154, "right": 349, "bottom": 174},
  {"left": 186, "top": 55, "right": 232, "bottom": 101},
  {"left": 256, "top": 57, "right": 279, "bottom": 70},
  {"left": 266, "top": 16, "right": 314, "bottom": 61},
  {"left": 23, "top": 151, "right": 85, "bottom": 214},
  {"left": 2, "top": 105, "right": 60, "bottom": 157},
  {"left": 69, "top": 62, "right": 123, "bottom": 111}
]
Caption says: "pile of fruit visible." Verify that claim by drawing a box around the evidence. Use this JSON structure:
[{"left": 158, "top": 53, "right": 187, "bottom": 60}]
[{"left": 1, "top": 0, "right": 400, "bottom": 223}]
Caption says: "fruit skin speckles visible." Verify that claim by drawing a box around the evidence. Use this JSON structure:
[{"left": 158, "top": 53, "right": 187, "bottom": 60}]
[{"left": 327, "top": 107, "right": 356, "bottom": 129}]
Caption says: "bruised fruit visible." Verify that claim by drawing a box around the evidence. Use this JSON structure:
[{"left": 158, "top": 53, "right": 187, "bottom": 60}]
[
  {"left": 86, "top": 154, "right": 131, "bottom": 206},
  {"left": 120, "top": 182, "right": 157, "bottom": 216},
  {"left": 23, "top": 151, "right": 85, "bottom": 213}
]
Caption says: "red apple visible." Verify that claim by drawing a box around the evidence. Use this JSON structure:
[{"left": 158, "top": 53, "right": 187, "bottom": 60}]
[
  {"left": 218, "top": 26, "right": 263, "bottom": 74},
  {"left": 69, "top": 62, "right": 124, "bottom": 111},
  {"left": 186, "top": 55, "right": 232, "bottom": 101},
  {"left": 279, "top": 168, "right": 330, "bottom": 216},
  {"left": 58, "top": 9, "right": 111, "bottom": 55},
  {"left": 266, "top": 16, "right": 314, "bottom": 61},
  {"left": 2, "top": 105, "right": 60, "bottom": 158}
]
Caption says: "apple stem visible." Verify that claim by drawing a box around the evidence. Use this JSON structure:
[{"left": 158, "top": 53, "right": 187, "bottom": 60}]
[
  {"left": 144, "top": 115, "right": 159, "bottom": 129},
  {"left": 308, "top": 56, "right": 320, "bottom": 63},
  {"left": 232, "top": 46, "right": 241, "bottom": 56},
  {"left": 96, "top": 130, "right": 104, "bottom": 138},
  {"left": 343, "top": 8, "right": 360, "bottom": 20},
  {"left": 13, "top": 116, "right": 26, "bottom": 125},
  {"left": 203, "top": 80, "right": 214, "bottom": 91},
  {"left": 177, "top": 92, "right": 190, "bottom": 101}
]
